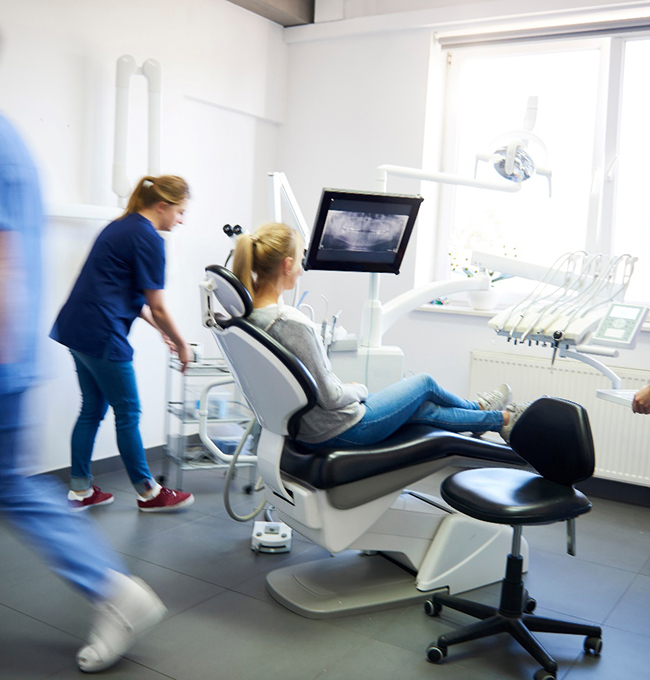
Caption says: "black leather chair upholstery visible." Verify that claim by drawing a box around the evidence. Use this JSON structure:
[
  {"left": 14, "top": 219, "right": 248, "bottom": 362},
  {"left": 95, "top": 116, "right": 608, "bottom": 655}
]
[{"left": 424, "top": 397, "right": 603, "bottom": 680}]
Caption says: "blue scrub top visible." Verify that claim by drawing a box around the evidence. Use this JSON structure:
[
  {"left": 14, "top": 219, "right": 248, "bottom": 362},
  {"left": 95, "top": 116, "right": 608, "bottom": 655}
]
[
  {"left": 50, "top": 212, "right": 165, "bottom": 361},
  {"left": 0, "top": 112, "right": 43, "bottom": 395}
]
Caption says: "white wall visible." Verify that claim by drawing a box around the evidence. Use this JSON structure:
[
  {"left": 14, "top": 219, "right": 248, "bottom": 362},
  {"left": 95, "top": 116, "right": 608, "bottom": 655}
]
[
  {"left": 278, "top": 3, "right": 650, "bottom": 403},
  {"left": 0, "top": 0, "right": 287, "bottom": 472},
  {"left": 277, "top": 28, "right": 438, "bottom": 326}
]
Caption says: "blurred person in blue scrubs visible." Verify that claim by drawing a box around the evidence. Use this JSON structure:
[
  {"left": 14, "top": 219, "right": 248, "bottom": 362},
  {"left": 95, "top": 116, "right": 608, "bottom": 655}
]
[{"left": 0, "top": 106, "right": 166, "bottom": 671}]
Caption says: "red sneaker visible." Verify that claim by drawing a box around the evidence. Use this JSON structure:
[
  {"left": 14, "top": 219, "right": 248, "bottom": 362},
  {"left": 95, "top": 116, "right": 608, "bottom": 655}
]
[
  {"left": 137, "top": 487, "right": 194, "bottom": 513},
  {"left": 68, "top": 486, "right": 115, "bottom": 512}
]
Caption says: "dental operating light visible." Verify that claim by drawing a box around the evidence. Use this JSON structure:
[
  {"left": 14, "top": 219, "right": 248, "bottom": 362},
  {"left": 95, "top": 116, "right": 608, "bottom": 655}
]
[{"left": 475, "top": 96, "right": 553, "bottom": 196}]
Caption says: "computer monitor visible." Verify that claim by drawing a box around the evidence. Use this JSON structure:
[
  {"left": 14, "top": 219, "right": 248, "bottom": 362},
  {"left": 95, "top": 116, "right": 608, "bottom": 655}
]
[{"left": 303, "top": 189, "right": 424, "bottom": 274}]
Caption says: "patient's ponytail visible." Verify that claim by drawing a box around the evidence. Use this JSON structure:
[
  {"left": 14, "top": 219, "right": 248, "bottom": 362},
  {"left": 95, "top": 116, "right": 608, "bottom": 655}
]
[
  {"left": 232, "top": 223, "right": 302, "bottom": 300},
  {"left": 232, "top": 234, "right": 256, "bottom": 298}
]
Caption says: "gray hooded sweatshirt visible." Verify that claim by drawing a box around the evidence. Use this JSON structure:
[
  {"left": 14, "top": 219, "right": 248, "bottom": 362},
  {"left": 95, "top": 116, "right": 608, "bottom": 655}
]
[{"left": 247, "top": 304, "right": 368, "bottom": 444}]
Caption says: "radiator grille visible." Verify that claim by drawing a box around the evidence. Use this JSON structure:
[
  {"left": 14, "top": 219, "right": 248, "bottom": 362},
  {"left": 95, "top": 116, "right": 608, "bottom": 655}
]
[{"left": 469, "top": 350, "right": 650, "bottom": 486}]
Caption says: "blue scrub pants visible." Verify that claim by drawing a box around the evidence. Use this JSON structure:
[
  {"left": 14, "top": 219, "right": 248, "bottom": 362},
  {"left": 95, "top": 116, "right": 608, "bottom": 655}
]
[
  {"left": 0, "top": 389, "right": 125, "bottom": 601},
  {"left": 70, "top": 350, "right": 156, "bottom": 495},
  {"left": 316, "top": 373, "right": 505, "bottom": 448}
]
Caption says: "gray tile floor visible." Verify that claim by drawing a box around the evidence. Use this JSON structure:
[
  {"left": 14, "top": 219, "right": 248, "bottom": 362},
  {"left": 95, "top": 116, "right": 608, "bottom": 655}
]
[{"left": 1, "top": 461, "right": 649, "bottom": 680}]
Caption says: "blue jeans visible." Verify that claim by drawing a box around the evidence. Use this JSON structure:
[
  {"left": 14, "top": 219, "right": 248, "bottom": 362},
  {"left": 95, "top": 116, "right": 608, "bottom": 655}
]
[
  {"left": 70, "top": 349, "right": 155, "bottom": 495},
  {"left": 0, "top": 390, "right": 125, "bottom": 600},
  {"left": 317, "top": 373, "right": 504, "bottom": 448}
]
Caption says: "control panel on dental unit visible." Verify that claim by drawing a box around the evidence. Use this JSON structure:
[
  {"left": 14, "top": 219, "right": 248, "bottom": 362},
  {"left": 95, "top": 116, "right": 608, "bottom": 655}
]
[{"left": 591, "top": 303, "right": 648, "bottom": 350}]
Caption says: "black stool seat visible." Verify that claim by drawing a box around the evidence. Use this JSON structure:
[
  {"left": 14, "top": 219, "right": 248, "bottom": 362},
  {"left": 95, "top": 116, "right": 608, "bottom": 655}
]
[{"left": 441, "top": 468, "right": 592, "bottom": 525}]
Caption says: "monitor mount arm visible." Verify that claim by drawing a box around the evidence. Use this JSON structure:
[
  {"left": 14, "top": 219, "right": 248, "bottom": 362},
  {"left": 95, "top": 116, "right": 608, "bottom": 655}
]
[{"left": 360, "top": 164, "right": 521, "bottom": 348}]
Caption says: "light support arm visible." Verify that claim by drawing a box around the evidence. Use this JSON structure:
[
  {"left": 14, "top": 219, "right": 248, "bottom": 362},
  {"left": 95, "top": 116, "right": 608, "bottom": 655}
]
[
  {"left": 268, "top": 171, "right": 310, "bottom": 243},
  {"left": 376, "top": 164, "right": 523, "bottom": 195}
]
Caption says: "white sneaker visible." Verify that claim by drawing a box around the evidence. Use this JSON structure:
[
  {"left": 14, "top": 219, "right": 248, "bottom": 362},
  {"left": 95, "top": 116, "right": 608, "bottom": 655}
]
[
  {"left": 473, "top": 384, "right": 513, "bottom": 437},
  {"left": 500, "top": 401, "right": 532, "bottom": 444},
  {"left": 477, "top": 383, "right": 513, "bottom": 412},
  {"left": 77, "top": 570, "right": 167, "bottom": 673}
]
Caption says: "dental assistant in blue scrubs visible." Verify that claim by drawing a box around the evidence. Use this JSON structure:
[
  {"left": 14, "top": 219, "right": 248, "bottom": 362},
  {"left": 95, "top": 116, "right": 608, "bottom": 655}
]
[{"left": 51, "top": 175, "right": 195, "bottom": 512}]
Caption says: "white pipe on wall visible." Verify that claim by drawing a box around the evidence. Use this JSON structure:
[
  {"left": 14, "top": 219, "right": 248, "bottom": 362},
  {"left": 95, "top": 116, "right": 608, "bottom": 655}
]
[
  {"left": 113, "top": 55, "right": 137, "bottom": 203},
  {"left": 143, "top": 58, "right": 162, "bottom": 177},
  {"left": 112, "top": 55, "right": 162, "bottom": 206}
]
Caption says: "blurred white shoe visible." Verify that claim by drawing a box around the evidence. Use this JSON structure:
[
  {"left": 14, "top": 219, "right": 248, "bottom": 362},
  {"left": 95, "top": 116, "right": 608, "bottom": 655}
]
[{"left": 77, "top": 570, "right": 166, "bottom": 673}]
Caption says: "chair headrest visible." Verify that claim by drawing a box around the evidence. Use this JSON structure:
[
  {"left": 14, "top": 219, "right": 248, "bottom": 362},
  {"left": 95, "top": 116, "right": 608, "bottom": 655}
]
[
  {"left": 509, "top": 396, "right": 595, "bottom": 486},
  {"left": 205, "top": 264, "right": 253, "bottom": 319}
]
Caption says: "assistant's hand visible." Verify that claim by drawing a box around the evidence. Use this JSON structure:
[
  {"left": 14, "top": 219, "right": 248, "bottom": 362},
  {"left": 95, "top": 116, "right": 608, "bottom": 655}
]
[
  {"left": 161, "top": 332, "right": 177, "bottom": 354},
  {"left": 632, "top": 384, "right": 650, "bottom": 414},
  {"left": 177, "top": 342, "right": 194, "bottom": 374}
]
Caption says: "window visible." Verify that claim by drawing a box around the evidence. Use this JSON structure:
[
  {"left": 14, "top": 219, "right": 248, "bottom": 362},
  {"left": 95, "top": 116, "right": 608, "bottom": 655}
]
[
  {"left": 613, "top": 37, "right": 650, "bottom": 302},
  {"left": 435, "top": 33, "right": 650, "bottom": 304}
]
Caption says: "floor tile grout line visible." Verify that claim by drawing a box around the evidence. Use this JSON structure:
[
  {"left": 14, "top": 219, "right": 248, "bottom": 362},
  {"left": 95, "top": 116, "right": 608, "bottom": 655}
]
[
  {"left": 527, "top": 543, "right": 646, "bottom": 576},
  {"left": 599, "top": 573, "right": 638, "bottom": 629},
  {"left": 0, "top": 600, "right": 86, "bottom": 643}
]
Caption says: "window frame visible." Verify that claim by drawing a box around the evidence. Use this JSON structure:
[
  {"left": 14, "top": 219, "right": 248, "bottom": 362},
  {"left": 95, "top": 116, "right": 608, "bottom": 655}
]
[{"left": 431, "top": 29, "right": 650, "bottom": 305}]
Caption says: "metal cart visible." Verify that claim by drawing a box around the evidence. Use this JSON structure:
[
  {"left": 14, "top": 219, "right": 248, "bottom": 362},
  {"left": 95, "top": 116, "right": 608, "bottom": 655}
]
[{"left": 161, "top": 356, "right": 257, "bottom": 489}]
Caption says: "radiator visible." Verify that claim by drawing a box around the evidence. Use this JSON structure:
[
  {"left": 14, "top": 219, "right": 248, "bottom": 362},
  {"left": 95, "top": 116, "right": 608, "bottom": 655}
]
[{"left": 468, "top": 350, "right": 650, "bottom": 486}]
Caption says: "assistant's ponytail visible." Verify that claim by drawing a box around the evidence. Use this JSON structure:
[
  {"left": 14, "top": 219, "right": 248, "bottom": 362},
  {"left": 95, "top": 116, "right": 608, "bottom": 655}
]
[{"left": 123, "top": 175, "right": 190, "bottom": 217}]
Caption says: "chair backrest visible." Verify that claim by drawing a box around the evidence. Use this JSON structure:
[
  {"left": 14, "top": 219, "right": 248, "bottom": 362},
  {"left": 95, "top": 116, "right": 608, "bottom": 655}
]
[
  {"left": 203, "top": 265, "right": 317, "bottom": 438},
  {"left": 509, "top": 396, "right": 595, "bottom": 486},
  {"left": 205, "top": 264, "right": 253, "bottom": 320}
]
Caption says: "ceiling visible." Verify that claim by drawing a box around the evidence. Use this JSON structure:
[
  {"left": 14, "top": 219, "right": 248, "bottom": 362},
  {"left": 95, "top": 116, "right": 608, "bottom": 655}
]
[{"left": 226, "top": 0, "right": 315, "bottom": 27}]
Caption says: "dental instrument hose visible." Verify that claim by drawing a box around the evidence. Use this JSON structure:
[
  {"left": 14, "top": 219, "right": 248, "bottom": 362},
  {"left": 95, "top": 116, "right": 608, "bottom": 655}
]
[{"left": 223, "top": 419, "right": 267, "bottom": 522}]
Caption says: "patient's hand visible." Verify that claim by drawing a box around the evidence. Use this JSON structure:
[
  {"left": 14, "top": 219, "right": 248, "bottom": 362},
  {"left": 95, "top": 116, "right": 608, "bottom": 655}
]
[{"left": 632, "top": 384, "right": 650, "bottom": 414}]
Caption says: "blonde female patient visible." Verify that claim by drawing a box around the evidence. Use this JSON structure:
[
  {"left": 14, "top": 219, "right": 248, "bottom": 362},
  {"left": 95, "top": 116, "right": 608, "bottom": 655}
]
[{"left": 232, "top": 223, "right": 529, "bottom": 449}]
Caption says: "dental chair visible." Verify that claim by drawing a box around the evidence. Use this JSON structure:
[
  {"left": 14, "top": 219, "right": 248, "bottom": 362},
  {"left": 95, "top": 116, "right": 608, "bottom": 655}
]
[{"left": 200, "top": 264, "right": 531, "bottom": 618}]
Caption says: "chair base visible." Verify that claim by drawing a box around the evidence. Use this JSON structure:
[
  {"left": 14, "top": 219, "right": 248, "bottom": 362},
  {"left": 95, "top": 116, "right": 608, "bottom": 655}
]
[
  {"left": 267, "top": 551, "right": 429, "bottom": 619},
  {"left": 266, "top": 513, "right": 521, "bottom": 620},
  {"left": 426, "top": 553, "right": 603, "bottom": 679}
]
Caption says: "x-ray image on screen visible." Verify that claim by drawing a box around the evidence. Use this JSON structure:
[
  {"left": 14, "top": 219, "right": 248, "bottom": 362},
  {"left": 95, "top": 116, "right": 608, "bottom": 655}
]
[
  {"left": 320, "top": 210, "right": 408, "bottom": 253},
  {"left": 304, "top": 189, "right": 424, "bottom": 274}
]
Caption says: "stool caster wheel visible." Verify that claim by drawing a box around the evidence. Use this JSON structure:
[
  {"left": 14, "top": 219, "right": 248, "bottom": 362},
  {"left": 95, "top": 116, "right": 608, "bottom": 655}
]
[
  {"left": 533, "top": 668, "right": 555, "bottom": 680},
  {"left": 426, "top": 644, "right": 446, "bottom": 664},
  {"left": 243, "top": 484, "right": 254, "bottom": 495},
  {"left": 524, "top": 597, "right": 537, "bottom": 613},
  {"left": 584, "top": 636, "right": 603, "bottom": 656},
  {"left": 423, "top": 599, "right": 441, "bottom": 617}
]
